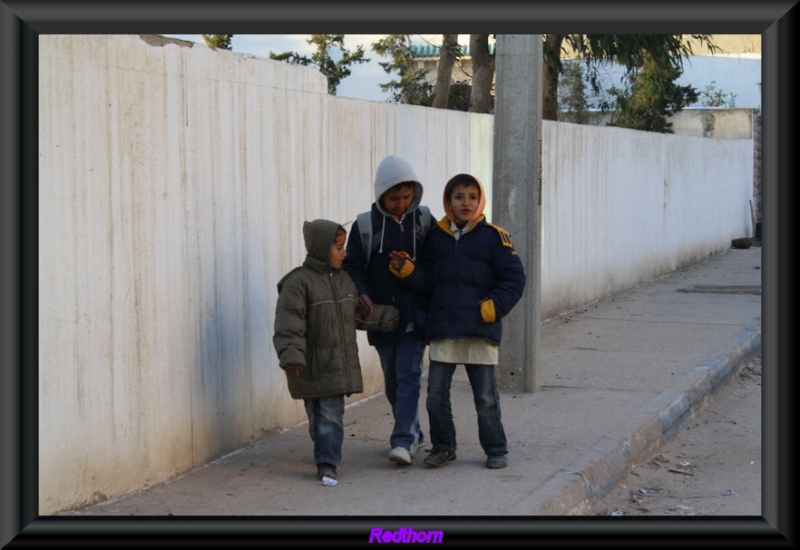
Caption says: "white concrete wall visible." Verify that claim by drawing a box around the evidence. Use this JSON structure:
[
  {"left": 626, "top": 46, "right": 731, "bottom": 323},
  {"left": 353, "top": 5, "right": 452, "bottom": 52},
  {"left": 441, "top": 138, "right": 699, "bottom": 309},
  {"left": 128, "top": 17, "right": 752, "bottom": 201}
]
[
  {"left": 540, "top": 122, "right": 753, "bottom": 319},
  {"left": 38, "top": 34, "right": 752, "bottom": 514},
  {"left": 587, "top": 108, "right": 754, "bottom": 140},
  {"left": 670, "top": 108, "right": 754, "bottom": 139}
]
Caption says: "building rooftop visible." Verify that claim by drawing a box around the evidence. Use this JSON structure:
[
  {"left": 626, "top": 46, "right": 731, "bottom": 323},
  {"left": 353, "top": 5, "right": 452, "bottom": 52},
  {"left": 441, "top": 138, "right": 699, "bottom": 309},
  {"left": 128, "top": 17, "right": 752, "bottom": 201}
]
[{"left": 411, "top": 43, "right": 495, "bottom": 58}]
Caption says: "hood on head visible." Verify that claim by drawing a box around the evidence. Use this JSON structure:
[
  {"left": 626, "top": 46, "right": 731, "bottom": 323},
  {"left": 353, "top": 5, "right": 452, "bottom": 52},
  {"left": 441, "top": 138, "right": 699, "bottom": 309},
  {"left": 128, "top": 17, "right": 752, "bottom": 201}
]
[
  {"left": 303, "top": 219, "right": 343, "bottom": 264},
  {"left": 373, "top": 155, "right": 423, "bottom": 216},
  {"left": 443, "top": 173, "right": 486, "bottom": 227}
]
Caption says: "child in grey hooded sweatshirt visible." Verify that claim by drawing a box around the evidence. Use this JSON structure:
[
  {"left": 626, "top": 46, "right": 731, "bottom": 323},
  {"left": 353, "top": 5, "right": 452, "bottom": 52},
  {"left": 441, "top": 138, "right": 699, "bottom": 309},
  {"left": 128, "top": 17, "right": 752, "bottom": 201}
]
[{"left": 343, "top": 155, "right": 433, "bottom": 466}]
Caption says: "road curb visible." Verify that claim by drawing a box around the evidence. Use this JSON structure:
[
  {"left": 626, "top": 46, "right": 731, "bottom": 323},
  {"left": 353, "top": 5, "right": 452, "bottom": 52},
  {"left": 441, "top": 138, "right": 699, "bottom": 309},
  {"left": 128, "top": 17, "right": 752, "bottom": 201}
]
[{"left": 533, "top": 320, "right": 762, "bottom": 515}]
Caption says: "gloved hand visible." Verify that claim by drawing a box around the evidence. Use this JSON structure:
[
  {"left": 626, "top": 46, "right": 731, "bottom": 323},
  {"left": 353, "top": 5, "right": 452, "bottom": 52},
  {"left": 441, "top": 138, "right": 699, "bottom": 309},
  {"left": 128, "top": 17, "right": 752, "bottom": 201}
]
[
  {"left": 357, "top": 304, "right": 400, "bottom": 332},
  {"left": 388, "top": 251, "right": 415, "bottom": 278},
  {"left": 375, "top": 305, "right": 401, "bottom": 332}
]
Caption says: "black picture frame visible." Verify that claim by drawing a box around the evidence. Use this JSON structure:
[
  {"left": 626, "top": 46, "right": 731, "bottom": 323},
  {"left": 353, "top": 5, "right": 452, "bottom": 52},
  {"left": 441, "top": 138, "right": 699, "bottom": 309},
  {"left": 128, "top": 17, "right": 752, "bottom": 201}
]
[{"left": 2, "top": 1, "right": 795, "bottom": 546}]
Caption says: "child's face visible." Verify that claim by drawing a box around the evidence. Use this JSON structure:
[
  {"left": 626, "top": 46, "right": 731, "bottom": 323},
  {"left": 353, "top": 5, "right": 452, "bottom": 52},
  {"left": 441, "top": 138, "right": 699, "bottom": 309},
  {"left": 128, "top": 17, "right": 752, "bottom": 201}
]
[
  {"left": 329, "top": 232, "right": 347, "bottom": 269},
  {"left": 380, "top": 185, "right": 414, "bottom": 217},
  {"left": 448, "top": 183, "right": 480, "bottom": 225}
]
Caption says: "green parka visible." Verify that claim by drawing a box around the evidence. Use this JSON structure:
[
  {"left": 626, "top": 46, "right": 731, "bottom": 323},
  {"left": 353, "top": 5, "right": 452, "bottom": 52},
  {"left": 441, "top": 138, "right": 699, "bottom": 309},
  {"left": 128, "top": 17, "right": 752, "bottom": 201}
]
[{"left": 273, "top": 219, "right": 399, "bottom": 399}]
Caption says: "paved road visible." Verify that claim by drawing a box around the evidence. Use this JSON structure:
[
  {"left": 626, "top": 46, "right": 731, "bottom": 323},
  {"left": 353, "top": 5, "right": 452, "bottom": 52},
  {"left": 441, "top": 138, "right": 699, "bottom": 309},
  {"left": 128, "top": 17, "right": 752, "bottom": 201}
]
[{"left": 589, "top": 352, "right": 761, "bottom": 516}]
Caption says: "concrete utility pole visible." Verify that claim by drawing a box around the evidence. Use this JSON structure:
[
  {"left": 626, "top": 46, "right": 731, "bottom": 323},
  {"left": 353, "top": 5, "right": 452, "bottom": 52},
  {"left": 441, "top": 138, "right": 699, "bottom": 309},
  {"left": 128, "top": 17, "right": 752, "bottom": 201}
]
[{"left": 492, "top": 35, "right": 542, "bottom": 393}]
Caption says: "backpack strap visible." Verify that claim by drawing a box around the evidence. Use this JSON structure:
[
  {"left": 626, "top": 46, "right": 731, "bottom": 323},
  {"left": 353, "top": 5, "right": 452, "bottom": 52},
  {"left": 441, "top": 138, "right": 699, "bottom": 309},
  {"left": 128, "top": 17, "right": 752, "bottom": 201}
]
[
  {"left": 358, "top": 206, "right": 433, "bottom": 267},
  {"left": 357, "top": 211, "right": 374, "bottom": 266},
  {"left": 417, "top": 205, "right": 432, "bottom": 238}
]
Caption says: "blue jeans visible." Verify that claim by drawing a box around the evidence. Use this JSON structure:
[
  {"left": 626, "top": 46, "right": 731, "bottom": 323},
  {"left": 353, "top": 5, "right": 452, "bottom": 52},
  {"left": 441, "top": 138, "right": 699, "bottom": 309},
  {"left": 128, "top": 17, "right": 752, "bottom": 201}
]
[
  {"left": 375, "top": 335, "right": 425, "bottom": 451},
  {"left": 426, "top": 360, "right": 508, "bottom": 457},
  {"left": 303, "top": 395, "right": 345, "bottom": 467}
]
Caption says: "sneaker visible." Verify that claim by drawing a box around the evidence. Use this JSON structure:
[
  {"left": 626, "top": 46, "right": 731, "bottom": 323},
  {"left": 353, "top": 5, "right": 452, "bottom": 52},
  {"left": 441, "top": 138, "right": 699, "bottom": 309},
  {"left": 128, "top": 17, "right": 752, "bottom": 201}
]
[
  {"left": 423, "top": 449, "right": 456, "bottom": 467},
  {"left": 317, "top": 463, "right": 337, "bottom": 480},
  {"left": 388, "top": 446, "right": 413, "bottom": 465},
  {"left": 486, "top": 455, "right": 508, "bottom": 469}
]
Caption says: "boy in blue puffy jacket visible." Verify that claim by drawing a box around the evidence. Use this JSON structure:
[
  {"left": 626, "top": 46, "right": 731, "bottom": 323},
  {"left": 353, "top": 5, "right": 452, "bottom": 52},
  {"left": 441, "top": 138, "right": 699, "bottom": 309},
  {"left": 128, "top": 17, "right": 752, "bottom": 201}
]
[{"left": 389, "top": 173, "right": 526, "bottom": 469}]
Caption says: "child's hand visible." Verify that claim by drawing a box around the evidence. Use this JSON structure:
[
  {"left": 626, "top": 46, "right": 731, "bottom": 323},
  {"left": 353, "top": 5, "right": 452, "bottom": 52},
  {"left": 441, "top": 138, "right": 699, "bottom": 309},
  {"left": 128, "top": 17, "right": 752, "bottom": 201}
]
[
  {"left": 358, "top": 294, "right": 374, "bottom": 316},
  {"left": 287, "top": 367, "right": 301, "bottom": 377},
  {"left": 373, "top": 305, "right": 401, "bottom": 332},
  {"left": 389, "top": 250, "right": 407, "bottom": 271}
]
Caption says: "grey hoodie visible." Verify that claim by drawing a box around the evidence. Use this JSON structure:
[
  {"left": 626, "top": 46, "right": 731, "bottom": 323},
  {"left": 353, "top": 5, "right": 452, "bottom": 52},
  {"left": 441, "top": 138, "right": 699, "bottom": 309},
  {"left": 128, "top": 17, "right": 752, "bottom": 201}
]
[
  {"left": 371, "top": 155, "right": 426, "bottom": 258},
  {"left": 373, "top": 155, "right": 424, "bottom": 217}
]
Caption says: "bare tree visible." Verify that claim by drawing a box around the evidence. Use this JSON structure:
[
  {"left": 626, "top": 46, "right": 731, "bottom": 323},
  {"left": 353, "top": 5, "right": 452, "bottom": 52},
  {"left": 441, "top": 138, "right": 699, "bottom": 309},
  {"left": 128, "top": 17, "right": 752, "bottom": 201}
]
[
  {"left": 542, "top": 34, "right": 565, "bottom": 121},
  {"left": 431, "top": 34, "right": 460, "bottom": 109},
  {"left": 468, "top": 34, "right": 495, "bottom": 113}
]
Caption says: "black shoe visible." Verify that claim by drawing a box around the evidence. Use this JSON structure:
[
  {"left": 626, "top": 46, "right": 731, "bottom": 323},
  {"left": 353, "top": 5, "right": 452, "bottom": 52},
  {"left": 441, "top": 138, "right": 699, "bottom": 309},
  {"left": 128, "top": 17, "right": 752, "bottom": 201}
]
[
  {"left": 486, "top": 455, "right": 508, "bottom": 469},
  {"left": 317, "top": 463, "right": 337, "bottom": 480},
  {"left": 423, "top": 449, "right": 456, "bottom": 467}
]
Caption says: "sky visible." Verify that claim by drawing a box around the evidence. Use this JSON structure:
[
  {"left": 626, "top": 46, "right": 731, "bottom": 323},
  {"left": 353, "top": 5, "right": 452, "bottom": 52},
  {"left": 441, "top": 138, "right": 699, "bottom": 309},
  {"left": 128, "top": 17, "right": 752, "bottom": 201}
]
[
  {"left": 163, "top": 34, "right": 761, "bottom": 110},
  {"left": 163, "top": 34, "right": 468, "bottom": 103}
]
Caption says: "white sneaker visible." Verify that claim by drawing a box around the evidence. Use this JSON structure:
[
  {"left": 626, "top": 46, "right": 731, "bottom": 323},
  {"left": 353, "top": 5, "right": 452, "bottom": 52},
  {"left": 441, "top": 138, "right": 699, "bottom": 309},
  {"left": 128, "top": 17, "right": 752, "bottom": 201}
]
[{"left": 388, "top": 446, "right": 412, "bottom": 465}]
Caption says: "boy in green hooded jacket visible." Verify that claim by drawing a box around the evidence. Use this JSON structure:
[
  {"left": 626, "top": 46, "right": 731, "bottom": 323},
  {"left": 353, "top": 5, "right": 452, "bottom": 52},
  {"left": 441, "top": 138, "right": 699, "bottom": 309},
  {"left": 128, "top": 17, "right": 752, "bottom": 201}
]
[{"left": 273, "top": 219, "right": 398, "bottom": 483}]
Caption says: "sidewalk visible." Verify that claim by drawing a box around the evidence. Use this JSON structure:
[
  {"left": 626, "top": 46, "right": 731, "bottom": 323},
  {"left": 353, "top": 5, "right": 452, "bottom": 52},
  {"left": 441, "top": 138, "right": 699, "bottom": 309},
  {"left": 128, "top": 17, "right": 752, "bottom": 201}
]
[{"left": 62, "top": 246, "right": 762, "bottom": 520}]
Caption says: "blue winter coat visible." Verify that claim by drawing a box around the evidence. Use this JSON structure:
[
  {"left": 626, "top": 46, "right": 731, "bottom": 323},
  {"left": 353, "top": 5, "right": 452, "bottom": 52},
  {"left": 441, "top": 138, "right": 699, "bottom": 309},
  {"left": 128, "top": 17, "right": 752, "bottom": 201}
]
[{"left": 396, "top": 215, "right": 526, "bottom": 345}]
